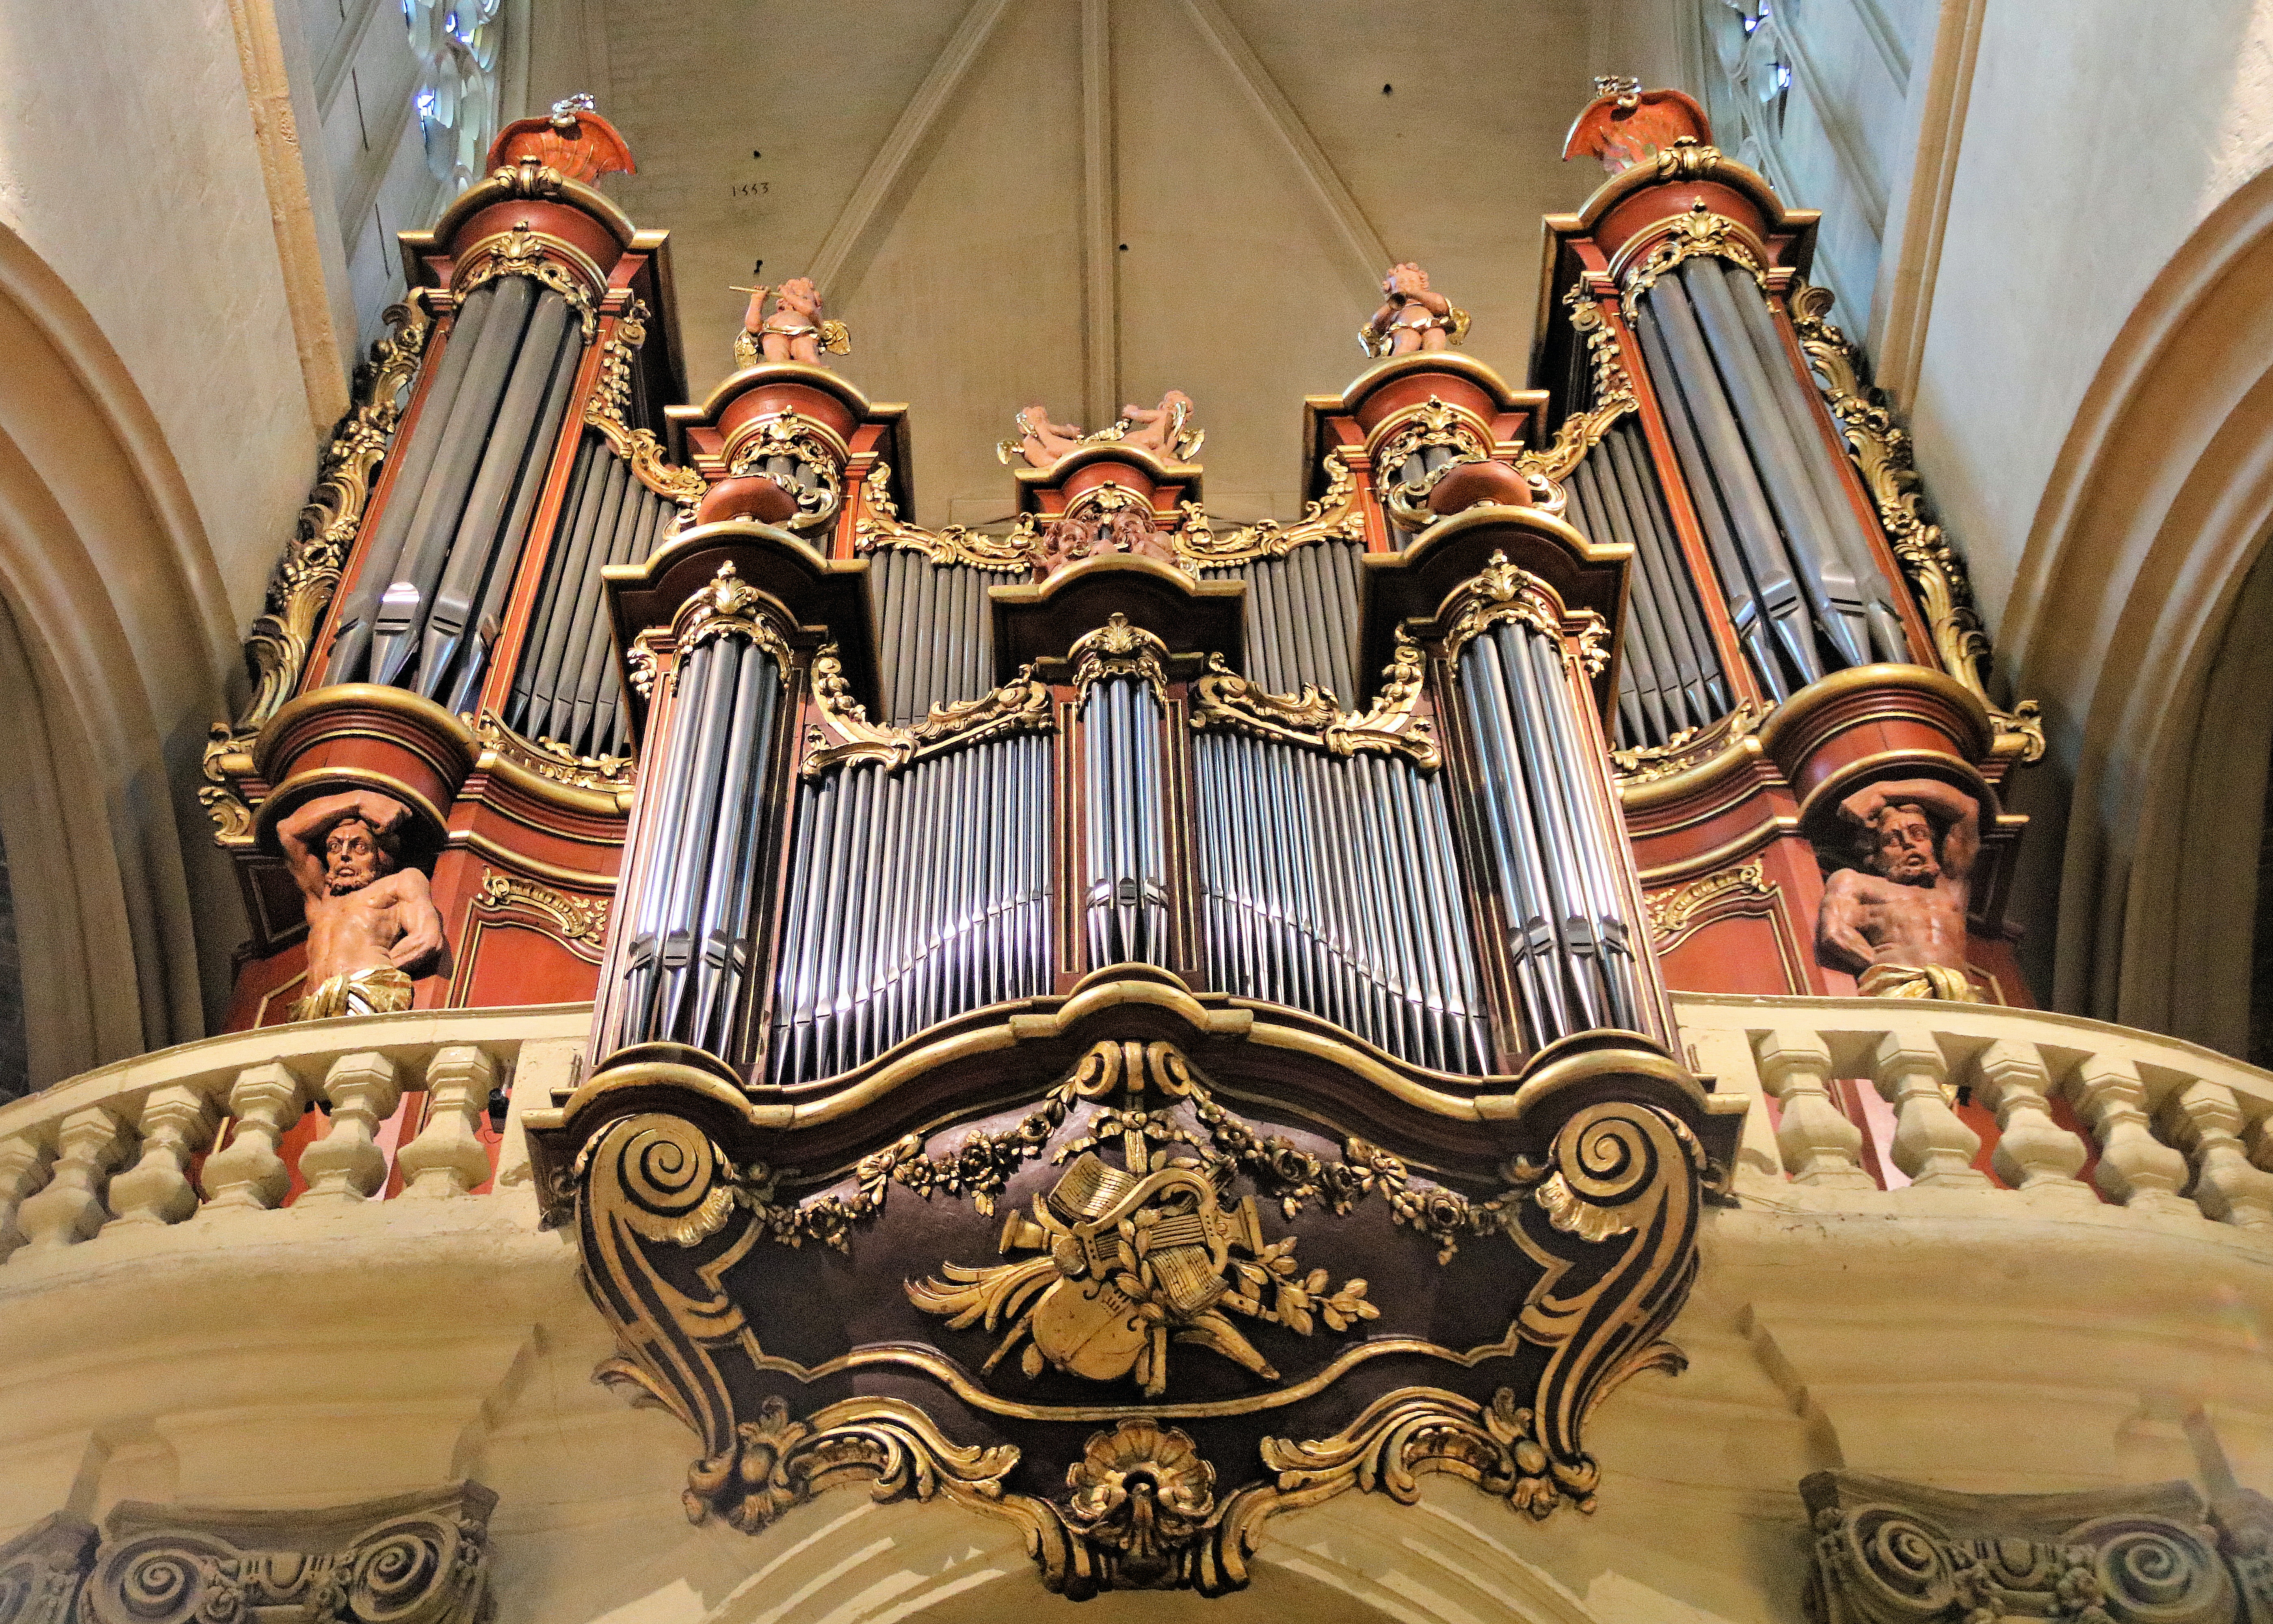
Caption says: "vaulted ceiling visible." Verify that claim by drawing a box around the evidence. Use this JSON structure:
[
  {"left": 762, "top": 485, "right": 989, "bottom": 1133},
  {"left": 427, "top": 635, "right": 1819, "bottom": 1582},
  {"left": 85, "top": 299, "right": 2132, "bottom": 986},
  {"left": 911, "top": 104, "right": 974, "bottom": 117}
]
[{"left": 549, "top": 0, "right": 1605, "bottom": 527}]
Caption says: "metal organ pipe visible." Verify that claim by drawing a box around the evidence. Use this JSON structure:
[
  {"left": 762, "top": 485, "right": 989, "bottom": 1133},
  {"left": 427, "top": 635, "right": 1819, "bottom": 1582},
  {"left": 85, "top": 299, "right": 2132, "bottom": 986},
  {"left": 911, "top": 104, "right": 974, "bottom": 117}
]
[
  {"left": 610, "top": 634, "right": 782, "bottom": 1052},
  {"left": 508, "top": 431, "right": 676, "bottom": 756},
  {"left": 327, "top": 279, "right": 587, "bottom": 700},
  {"left": 1189, "top": 729, "right": 1490, "bottom": 1074},
  {"left": 1455, "top": 621, "right": 1647, "bottom": 1049},
  {"left": 1568, "top": 421, "right": 1730, "bottom": 751},
  {"left": 766, "top": 734, "right": 1053, "bottom": 1086}
]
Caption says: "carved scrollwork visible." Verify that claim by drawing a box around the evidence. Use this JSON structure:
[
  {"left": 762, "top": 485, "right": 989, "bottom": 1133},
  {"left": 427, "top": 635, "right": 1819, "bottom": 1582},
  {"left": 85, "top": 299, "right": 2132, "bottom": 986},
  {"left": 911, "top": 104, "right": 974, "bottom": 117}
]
[
  {"left": 0, "top": 1517, "right": 95, "bottom": 1624},
  {"left": 200, "top": 294, "right": 434, "bottom": 844},
  {"left": 1786, "top": 281, "right": 2045, "bottom": 764},
  {"left": 800, "top": 643, "right": 1055, "bottom": 779},
  {"left": 78, "top": 1486, "right": 494, "bottom": 1624},
  {"left": 1610, "top": 698, "right": 1770, "bottom": 787},
  {"left": 1519, "top": 292, "right": 1640, "bottom": 499},
  {"left": 473, "top": 870, "right": 610, "bottom": 961},
  {"left": 1070, "top": 613, "right": 1172, "bottom": 702},
  {"left": 1802, "top": 1473, "right": 2245, "bottom": 1624},
  {"left": 454, "top": 219, "right": 599, "bottom": 339},
  {"left": 673, "top": 563, "right": 794, "bottom": 667},
  {"left": 473, "top": 710, "right": 632, "bottom": 792},
  {"left": 1175, "top": 450, "right": 1368, "bottom": 571},
  {"left": 1439, "top": 551, "right": 1612, "bottom": 676},
  {"left": 1620, "top": 201, "right": 1767, "bottom": 315},
  {"left": 571, "top": 1009, "right": 1716, "bottom": 1597},
  {"left": 726, "top": 410, "right": 844, "bottom": 535},
  {"left": 1375, "top": 397, "right": 1497, "bottom": 532},
  {"left": 854, "top": 460, "right": 1040, "bottom": 573},
  {"left": 1644, "top": 860, "right": 1774, "bottom": 950},
  {"left": 1188, "top": 628, "right": 1439, "bottom": 772}
]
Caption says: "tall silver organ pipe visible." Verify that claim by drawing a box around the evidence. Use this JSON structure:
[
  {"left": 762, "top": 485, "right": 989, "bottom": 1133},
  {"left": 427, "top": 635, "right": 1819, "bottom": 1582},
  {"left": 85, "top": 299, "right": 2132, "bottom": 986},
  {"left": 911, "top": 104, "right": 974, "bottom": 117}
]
[
  {"left": 611, "top": 633, "right": 782, "bottom": 1052},
  {"left": 508, "top": 430, "right": 677, "bottom": 757},
  {"left": 865, "top": 549, "right": 998, "bottom": 724},
  {"left": 1209, "top": 539, "right": 1366, "bottom": 703},
  {"left": 768, "top": 734, "right": 1053, "bottom": 1085},
  {"left": 1192, "top": 732, "right": 1490, "bottom": 1073},
  {"left": 1632, "top": 260, "right": 1905, "bottom": 696},
  {"left": 1081, "top": 676, "right": 1171, "bottom": 969},
  {"left": 326, "top": 279, "right": 585, "bottom": 705},
  {"left": 1567, "top": 421, "right": 1731, "bottom": 750},
  {"left": 1456, "top": 622, "right": 1646, "bottom": 1046}
]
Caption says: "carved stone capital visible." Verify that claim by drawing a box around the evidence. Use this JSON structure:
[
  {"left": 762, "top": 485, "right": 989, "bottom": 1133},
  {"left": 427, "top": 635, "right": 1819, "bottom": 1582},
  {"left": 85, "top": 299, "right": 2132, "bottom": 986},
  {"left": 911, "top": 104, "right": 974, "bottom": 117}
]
[{"left": 1802, "top": 1471, "right": 2245, "bottom": 1624}]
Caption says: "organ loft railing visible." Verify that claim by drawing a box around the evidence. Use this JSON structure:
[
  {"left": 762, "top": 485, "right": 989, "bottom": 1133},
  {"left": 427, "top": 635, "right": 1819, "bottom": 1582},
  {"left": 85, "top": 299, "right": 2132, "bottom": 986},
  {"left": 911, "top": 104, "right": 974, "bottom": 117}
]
[{"left": 184, "top": 84, "right": 2063, "bottom": 1595}]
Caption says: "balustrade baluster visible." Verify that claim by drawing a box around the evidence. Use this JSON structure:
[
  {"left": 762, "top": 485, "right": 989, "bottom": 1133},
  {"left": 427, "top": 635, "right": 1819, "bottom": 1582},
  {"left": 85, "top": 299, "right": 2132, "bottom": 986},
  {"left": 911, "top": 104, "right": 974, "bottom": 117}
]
[
  {"left": 1966, "top": 1040, "right": 2091, "bottom": 1201},
  {"left": 0, "top": 1131, "right": 56, "bottom": 1259},
  {"left": 2158, "top": 1078, "right": 2273, "bottom": 1230},
  {"left": 199, "top": 1062, "right": 310, "bottom": 1212},
  {"left": 2065, "top": 1055, "right": 2193, "bottom": 1214},
  {"left": 1753, "top": 1028, "right": 1872, "bottom": 1186},
  {"left": 1871, "top": 1030, "right": 1988, "bottom": 1188},
  {"left": 104, "top": 1085, "right": 222, "bottom": 1229},
  {"left": 298, "top": 1052, "right": 404, "bottom": 1205},
  {"left": 396, "top": 1045, "right": 497, "bottom": 1199},
  {"left": 13, "top": 1107, "right": 128, "bottom": 1255}
]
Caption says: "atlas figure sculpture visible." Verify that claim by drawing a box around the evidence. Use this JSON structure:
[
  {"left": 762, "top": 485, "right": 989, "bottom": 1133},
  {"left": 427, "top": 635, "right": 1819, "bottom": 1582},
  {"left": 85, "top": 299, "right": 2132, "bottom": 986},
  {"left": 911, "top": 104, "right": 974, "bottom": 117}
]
[
  {"left": 1815, "top": 777, "right": 1983, "bottom": 1002},
  {"left": 278, "top": 790, "right": 448, "bottom": 1021}
]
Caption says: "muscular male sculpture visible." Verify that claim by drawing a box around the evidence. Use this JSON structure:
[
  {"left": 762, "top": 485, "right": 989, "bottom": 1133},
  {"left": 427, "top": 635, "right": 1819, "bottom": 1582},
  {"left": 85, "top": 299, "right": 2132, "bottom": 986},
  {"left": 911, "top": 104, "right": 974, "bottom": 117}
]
[
  {"left": 1815, "top": 777, "right": 1983, "bottom": 1002},
  {"left": 277, "top": 790, "right": 448, "bottom": 1020}
]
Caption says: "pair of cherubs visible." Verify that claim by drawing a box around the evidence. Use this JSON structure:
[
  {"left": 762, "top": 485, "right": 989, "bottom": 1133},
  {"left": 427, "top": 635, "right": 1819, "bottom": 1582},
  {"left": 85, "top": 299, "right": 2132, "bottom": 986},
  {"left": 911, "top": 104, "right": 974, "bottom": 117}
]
[{"left": 1001, "top": 391, "right": 1202, "bottom": 471}]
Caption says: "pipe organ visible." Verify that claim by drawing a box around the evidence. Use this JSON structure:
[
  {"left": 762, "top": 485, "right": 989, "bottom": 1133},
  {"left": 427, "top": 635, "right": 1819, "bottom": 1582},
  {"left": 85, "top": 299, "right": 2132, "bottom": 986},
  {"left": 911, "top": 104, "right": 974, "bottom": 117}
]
[
  {"left": 193, "top": 86, "right": 2045, "bottom": 1594},
  {"left": 203, "top": 86, "right": 2044, "bottom": 1052}
]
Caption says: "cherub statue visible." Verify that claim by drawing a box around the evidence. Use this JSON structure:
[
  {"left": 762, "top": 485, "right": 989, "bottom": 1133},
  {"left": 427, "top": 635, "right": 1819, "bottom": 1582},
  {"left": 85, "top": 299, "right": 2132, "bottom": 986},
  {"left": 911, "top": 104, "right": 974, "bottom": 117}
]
[
  {"left": 999, "top": 403, "right": 1091, "bottom": 470},
  {"left": 1361, "top": 263, "right": 1471, "bottom": 357},
  {"left": 1110, "top": 390, "right": 1205, "bottom": 462},
  {"left": 277, "top": 791, "right": 448, "bottom": 1021},
  {"left": 735, "top": 276, "right": 851, "bottom": 368},
  {"left": 1815, "top": 778, "right": 1983, "bottom": 1002}
]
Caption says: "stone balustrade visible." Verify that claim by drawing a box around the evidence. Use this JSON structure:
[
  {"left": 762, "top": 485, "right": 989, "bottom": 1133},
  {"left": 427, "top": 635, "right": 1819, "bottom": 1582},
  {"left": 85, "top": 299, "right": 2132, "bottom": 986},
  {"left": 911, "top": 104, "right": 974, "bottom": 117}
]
[
  {"left": 0, "top": 1006, "right": 589, "bottom": 1261},
  {"left": 1676, "top": 992, "right": 2273, "bottom": 1231}
]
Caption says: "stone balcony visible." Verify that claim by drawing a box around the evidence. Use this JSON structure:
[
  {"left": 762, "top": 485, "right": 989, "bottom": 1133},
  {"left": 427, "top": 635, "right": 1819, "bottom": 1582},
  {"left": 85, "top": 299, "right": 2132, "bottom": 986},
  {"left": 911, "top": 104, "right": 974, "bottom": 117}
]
[{"left": 0, "top": 997, "right": 2268, "bottom": 1624}]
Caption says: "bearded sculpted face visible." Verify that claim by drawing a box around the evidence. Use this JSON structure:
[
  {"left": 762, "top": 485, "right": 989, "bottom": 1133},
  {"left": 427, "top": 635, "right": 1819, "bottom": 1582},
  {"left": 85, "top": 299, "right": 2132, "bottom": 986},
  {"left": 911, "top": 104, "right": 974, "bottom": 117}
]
[
  {"left": 324, "top": 818, "right": 394, "bottom": 895},
  {"left": 1866, "top": 806, "right": 1940, "bottom": 886}
]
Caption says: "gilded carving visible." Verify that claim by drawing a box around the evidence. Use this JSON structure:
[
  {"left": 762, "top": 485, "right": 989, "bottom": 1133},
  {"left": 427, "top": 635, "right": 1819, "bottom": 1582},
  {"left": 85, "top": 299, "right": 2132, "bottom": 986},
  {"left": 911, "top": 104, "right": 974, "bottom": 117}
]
[
  {"left": 673, "top": 562, "right": 794, "bottom": 666},
  {"left": 1518, "top": 291, "right": 1640, "bottom": 493},
  {"left": 1189, "top": 630, "right": 1439, "bottom": 772},
  {"left": 1645, "top": 860, "right": 1773, "bottom": 950},
  {"left": 1620, "top": 201, "right": 1767, "bottom": 315},
  {"left": 572, "top": 1019, "right": 1717, "bottom": 1595},
  {"left": 474, "top": 870, "right": 610, "bottom": 957},
  {"left": 995, "top": 392, "right": 1204, "bottom": 471},
  {"left": 1802, "top": 1472, "right": 2247, "bottom": 1624},
  {"left": 587, "top": 297, "right": 647, "bottom": 428},
  {"left": 726, "top": 409, "right": 844, "bottom": 534},
  {"left": 1175, "top": 449, "right": 1367, "bottom": 571},
  {"left": 1440, "top": 551, "right": 1612, "bottom": 676},
  {"left": 1610, "top": 699, "right": 1769, "bottom": 786},
  {"left": 1070, "top": 614, "right": 1172, "bottom": 702},
  {"left": 854, "top": 460, "right": 1041, "bottom": 572},
  {"left": 201, "top": 294, "right": 433, "bottom": 844},
  {"left": 1375, "top": 396, "right": 1496, "bottom": 532},
  {"left": 1786, "top": 281, "right": 2045, "bottom": 763},
  {"left": 801, "top": 643, "right": 1055, "bottom": 780},
  {"left": 473, "top": 710, "right": 633, "bottom": 792},
  {"left": 454, "top": 218, "right": 599, "bottom": 339}
]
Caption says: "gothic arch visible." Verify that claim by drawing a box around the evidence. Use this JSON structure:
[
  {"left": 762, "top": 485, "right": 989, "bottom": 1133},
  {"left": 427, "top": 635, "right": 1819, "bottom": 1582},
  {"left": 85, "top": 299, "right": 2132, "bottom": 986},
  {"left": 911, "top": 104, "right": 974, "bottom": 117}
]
[
  {"left": 1997, "top": 164, "right": 2273, "bottom": 1048},
  {"left": 0, "top": 216, "right": 243, "bottom": 1085}
]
